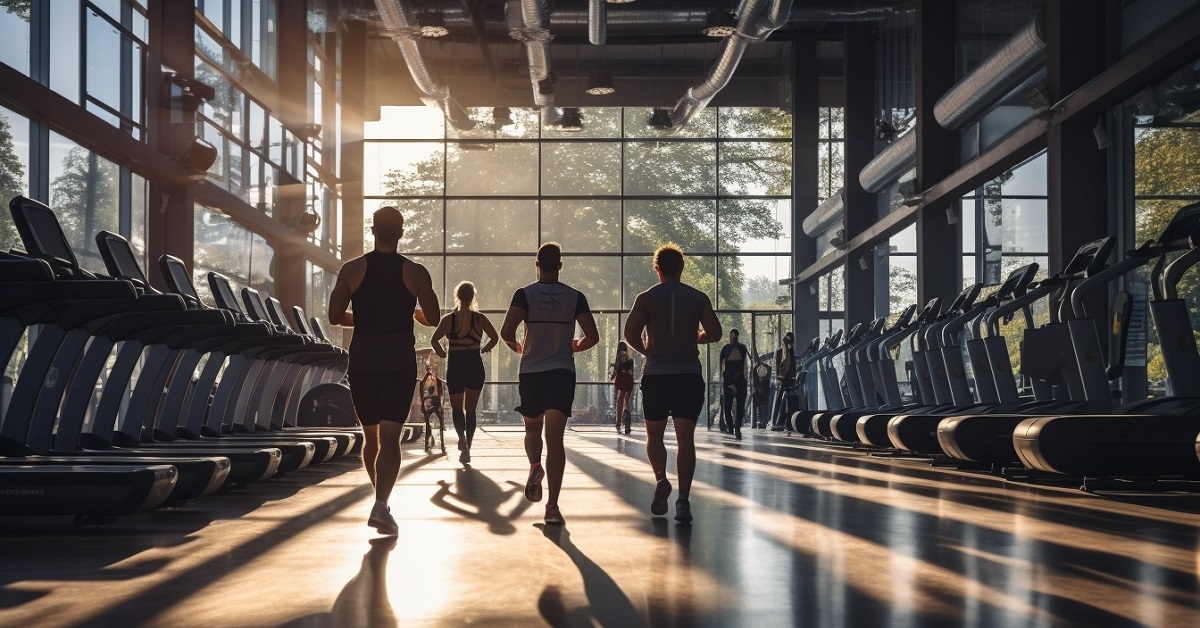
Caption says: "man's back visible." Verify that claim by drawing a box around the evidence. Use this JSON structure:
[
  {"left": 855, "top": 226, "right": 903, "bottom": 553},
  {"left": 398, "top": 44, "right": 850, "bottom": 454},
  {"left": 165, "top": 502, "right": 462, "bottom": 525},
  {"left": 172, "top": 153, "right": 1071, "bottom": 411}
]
[
  {"left": 638, "top": 281, "right": 709, "bottom": 376},
  {"left": 512, "top": 280, "right": 588, "bottom": 374}
]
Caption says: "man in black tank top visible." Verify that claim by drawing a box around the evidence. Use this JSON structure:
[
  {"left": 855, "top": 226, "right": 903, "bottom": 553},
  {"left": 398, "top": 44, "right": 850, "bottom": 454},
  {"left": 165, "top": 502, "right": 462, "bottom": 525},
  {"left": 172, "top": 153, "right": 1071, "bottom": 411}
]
[{"left": 329, "top": 207, "right": 440, "bottom": 535}]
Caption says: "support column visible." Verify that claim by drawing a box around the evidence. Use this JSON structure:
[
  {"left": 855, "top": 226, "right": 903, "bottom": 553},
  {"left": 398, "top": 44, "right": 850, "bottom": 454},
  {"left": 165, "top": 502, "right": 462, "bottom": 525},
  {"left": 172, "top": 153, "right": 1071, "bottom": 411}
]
[
  {"left": 146, "top": 0, "right": 195, "bottom": 291},
  {"left": 843, "top": 24, "right": 876, "bottom": 327},
  {"left": 341, "top": 20, "right": 367, "bottom": 262},
  {"left": 272, "top": 0, "right": 310, "bottom": 312},
  {"left": 792, "top": 38, "right": 820, "bottom": 346},
  {"left": 915, "top": 0, "right": 961, "bottom": 307}
]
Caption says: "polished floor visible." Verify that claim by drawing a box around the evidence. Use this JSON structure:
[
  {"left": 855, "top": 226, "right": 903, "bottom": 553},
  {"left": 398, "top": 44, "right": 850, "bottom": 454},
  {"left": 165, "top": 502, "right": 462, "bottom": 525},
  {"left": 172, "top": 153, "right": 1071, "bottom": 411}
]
[{"left": 3, "top": 428, "right": 1200, "bottom": 627}]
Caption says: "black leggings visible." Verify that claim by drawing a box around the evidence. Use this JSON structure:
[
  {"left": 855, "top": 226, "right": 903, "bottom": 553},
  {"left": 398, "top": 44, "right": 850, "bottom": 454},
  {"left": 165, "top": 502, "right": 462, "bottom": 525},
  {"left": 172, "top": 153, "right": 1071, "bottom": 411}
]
[
  {"left": 452, "top": 404, "right": 477, "bottom": 444},
  {"left": 721, "top": 375, "right": 747, "bottom": 432}
]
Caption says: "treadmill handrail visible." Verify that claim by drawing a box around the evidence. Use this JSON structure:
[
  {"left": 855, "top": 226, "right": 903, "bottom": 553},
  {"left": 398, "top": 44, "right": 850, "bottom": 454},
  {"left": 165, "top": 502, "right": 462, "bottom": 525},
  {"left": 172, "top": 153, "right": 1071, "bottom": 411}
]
[{"left": 1163, "top": 245, "right": 1200, "bottom": 301}]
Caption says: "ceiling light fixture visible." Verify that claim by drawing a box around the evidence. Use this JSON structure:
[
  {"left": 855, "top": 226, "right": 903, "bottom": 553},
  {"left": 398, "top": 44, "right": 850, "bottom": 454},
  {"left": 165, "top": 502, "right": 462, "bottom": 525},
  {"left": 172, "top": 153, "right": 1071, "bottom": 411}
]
[
  {"left": 585, "top": 72, "right": 616, "bottom": 96},
  {"left": 558, "top": 107, "right": 584, "bottom": 131},
  {"left": 648, "top": 108, "right": 673, "bottom": 130},
  {"left": 702, "top": 9, "right": 738, "bottom": 38},
  {"left": 416, "top": 13, "right": 449, "bottom": 38}
]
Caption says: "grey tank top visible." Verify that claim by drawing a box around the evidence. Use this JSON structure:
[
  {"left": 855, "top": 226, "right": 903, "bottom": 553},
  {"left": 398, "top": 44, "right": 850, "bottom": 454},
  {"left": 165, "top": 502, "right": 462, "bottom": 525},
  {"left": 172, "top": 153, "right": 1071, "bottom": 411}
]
[{"left": 638, "top": 281, "right": 709, "bottom": 376}]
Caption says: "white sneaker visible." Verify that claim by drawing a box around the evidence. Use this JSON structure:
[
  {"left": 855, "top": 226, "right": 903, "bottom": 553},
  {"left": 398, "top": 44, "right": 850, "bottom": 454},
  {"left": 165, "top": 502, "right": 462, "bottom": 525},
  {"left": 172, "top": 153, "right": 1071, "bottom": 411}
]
[{"left": 368, "top": 501, "right": 398, "bottom": 535}]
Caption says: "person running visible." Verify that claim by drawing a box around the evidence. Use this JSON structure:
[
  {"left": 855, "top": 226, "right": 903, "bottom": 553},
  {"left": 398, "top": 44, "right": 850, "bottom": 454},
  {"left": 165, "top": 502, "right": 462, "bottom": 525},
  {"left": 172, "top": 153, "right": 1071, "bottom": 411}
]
[
  {"left": 770, "top": 332, "right": 797, "bottom": 431},
  {"left": 419, "top": 358, "right": 446, "bottom": 455},
  {"left": 500, "top": 243, "right": 599, "bottom": 526},
  {"left": 431, "top": 281, "right": 499, "bottom": 465},
  {"left": 328, "top": 206, "right": 440, "bottom": 535},
  {"left": 719, "top": 329, "right": 749, "bottom": 440},
  {"left": 611, "top": 342, "right": 635, "bottom": 434},
  {"left": 623, "top": 243, "right": 721, "bottom": 524}
]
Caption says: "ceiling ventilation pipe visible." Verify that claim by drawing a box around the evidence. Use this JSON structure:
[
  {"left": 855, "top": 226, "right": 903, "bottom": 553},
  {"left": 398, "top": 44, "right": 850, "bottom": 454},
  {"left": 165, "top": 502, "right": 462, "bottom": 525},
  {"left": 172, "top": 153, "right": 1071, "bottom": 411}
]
[
  {"left": 934, "top": 14, "right": 1046, "bottom": 130},
  {"left": 661, "top": 0, "right": 793, "bottom": 133},
  {"left": 588, "top": 0, "right": 605, "bottom": 45},
  {"left": 858, "top": 129, "right": 916, "bottom": 194},
  {"left": 802, "top": 187, "right": 846, "bottom": 237},
  {"left": 373, "top": 0, "right": 477, "bottom": 131},
  {"left": 509, "top": 0, "right": 560, "bottom": 125}
]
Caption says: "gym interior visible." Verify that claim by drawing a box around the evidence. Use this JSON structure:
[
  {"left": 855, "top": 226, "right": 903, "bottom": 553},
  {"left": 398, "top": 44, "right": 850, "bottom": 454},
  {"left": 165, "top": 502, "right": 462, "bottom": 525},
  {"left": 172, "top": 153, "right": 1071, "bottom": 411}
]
[{"left": 2, "top": 0, "right": 1200, "bottom": 625}]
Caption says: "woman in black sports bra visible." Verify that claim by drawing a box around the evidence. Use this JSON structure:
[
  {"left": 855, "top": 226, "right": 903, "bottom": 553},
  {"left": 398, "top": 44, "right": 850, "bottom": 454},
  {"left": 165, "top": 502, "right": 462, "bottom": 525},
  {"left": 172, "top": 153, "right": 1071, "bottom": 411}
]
[{"left": 432, "top": 281, "right": 499, "bottom": 464}]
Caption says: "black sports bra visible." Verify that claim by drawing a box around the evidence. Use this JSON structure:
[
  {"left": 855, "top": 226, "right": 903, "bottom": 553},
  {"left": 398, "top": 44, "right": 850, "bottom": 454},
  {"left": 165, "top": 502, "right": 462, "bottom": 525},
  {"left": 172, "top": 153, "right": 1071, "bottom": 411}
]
[{"left": 447, "top": 310, "right": 483, "bottom": 351}]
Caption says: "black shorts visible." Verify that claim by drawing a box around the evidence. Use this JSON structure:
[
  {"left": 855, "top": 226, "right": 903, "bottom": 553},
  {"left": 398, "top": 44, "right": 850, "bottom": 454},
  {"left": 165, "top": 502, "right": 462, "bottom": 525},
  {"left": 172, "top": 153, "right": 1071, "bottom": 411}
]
[
  {"left": 516, "top": 369, "right": 576, "bottom": 418},
  {"left": 641, "top": 373, "right": 705, "bottom": 421},
  {"left": 446, "top": 351, "right": 485, "bottom": 394},
  {"left": 348, "top": 369, "right": 416, "bottom": 426}
]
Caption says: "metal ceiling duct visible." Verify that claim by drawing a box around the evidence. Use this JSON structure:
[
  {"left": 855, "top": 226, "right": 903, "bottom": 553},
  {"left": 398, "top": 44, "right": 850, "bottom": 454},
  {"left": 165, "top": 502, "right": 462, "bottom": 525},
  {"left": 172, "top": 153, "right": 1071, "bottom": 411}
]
[
  {"left": 934, "top": 15, "right": 1046, "bottom": 130},
  {"left": 510, "top": 0, "right": 558, "bottom": 122},
  {"left": 802, "top": 187, "right": 845, "bottom": 237},
  {"left": 858, "top": 129, "right": 915, "bottom": 193},
  {"left": 373, "top": 0, "right": 476, "bottom": 130},
  {"left": 588, "top": 0, "right": 606, "bottom": 45},
  {"left": 664, "top": 0, "right": 793, "bottom": 133}
]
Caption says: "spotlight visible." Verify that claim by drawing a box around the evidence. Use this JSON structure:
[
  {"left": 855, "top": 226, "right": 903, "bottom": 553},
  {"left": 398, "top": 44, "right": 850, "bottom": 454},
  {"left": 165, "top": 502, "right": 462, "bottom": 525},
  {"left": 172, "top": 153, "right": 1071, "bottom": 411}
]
[
  {"left": 875, "top": 117, "right": 897, "bottom": 142},
  {"left": 558, "top": 107, "right": 584, "bottom": 131},
  {"left": 585, "top": 72, "right": 616, "bottom": 96},
  {"left": 648, "top": 108, "right": 672, "bottom": 130},
  {"left": 1134, "top": 87, "right": 1158, "bottom": 124},
  {"left": 416, "top": 12, "right": 448, "bottom": 38},
  {"left": 492, "top": 106, "right": 514, "bottom": 127},
  {"left": 1092, "top": 117, "right": 1111, "bottom": 149},
  {"left": 180, "top": 138, "right": 218, "bottom": 175},
  {"left": 702, "top": 9, "right": 738, "bottom": 38}
]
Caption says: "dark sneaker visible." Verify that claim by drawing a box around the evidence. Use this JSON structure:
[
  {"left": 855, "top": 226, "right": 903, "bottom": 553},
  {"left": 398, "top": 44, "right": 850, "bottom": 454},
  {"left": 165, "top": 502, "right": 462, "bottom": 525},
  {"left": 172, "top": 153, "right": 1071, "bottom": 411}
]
[
  {"left": 651, "top": 479, "right": 672, "bottom": 516},
  {"left": 624, "top": 425, "right": 631, "bottom": 435},
  {"left": 458, "top": 438, "right": 467, "bottom": 452},
  {"left": 674, "top": 499, "right": 693, "bottom": 524},
  {"left": 735, "top": 431, "right": 742, "bottom": 440},
  {"left": 544, "top": 504, "right": 565, "bottom": 525},
  {"left": 525, "top": 465, "right": 545, "bottom": 502},
  {"left": 459, "top": 449, "right": 470, "bottom": 464},
  {"left": 368, "top": 502, "right": 398, "bottom": 535}
]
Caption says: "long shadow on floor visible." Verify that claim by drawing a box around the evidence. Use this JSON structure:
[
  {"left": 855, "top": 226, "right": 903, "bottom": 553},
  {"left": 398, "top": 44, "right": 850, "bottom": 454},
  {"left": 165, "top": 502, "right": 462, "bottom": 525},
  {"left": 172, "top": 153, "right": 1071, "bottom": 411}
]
[
  {"left": 280, "top": 537, "right": 398, "bottom": 628},
  {"left": 536, "top": 523, "right": 642, "bottom": 627},
  {"left": 428, "top": 467, "right": 532, "bottom": 535}
]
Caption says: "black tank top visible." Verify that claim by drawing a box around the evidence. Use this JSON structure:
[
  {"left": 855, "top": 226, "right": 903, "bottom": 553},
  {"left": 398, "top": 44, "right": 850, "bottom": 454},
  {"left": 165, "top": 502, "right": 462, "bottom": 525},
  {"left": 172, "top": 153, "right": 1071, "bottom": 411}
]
[{"left": 348, "top": 251, "right": 418, "bottom": 373}]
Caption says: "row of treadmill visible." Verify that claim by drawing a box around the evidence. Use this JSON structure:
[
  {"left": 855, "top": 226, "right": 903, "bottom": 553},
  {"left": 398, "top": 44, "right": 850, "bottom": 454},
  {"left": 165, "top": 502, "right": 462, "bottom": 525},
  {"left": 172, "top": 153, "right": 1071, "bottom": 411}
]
[
  {"left": 785, "top": 201, "right": 1200, "bottom": 490},
  {"left": 0, "top": 196, "right": 360, "bottom": 523}
]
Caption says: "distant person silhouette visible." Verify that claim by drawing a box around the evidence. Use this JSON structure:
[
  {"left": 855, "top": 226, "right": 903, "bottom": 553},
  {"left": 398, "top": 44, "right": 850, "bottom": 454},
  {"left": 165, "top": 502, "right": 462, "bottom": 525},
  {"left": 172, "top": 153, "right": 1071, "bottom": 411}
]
[
  {"left": 432, "top": 281, "right": 500, "bottom": 465},
  {"left": 328, "top": 206, "right": 440, "bottom": 535},
  {"left": 624, "top": 244, "right": 721, "bottom": 524},
  {"left": 501, "top": 243, "right": 599, "bottom": 526},
  {"left": 611, "top": 342, "right": 635, "bottom": 434}
]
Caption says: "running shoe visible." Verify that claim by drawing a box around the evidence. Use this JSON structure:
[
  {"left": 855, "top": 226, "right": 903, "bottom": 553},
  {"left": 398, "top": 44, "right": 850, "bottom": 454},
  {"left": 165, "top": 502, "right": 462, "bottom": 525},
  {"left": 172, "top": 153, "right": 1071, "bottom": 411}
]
[
  {"left": 624, "top": 424, "right": 631, "bottom": 435},
  {"left": 525, "top": 465, "right": 545, "bottom": 502},
  {"left": 650, "top": 478, "right": 672, "bottom": 516},
  {"left": 458, "top": 438, "right": 467, "bottom": 452},
  {"left": 674, "top": 499, "right": 693, "bottom": 524},
  {"left": 368, "top": 501, "right": 399, "bottom": 535},
  {"left": 460, "top": 448, "right": 471, "bottom": 464},
  {"left": 544, "top": 504, "right": 565, "bottom": 525}
]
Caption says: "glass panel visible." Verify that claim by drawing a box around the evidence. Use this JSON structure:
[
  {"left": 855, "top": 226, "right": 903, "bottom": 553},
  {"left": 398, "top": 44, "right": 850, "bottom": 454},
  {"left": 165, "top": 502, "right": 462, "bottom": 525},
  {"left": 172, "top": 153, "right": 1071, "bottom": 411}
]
[
  {"left": 50, "top": 2, "right": 82, "bottom": 103},
  {"left": 623, "top": 255, "right": 716, "bottom": 308},
  {"left": 624, "top": 141, "right": 716, "bottom": 196},
  {"left": 561, "top": 256, "right": 621, "bottom": 310},
  {"left": 624, "top": 199, "right": 715, "bottom": 254},
  {"left": 445, "top": 256, "right": 536, "bottom": 313},
  {"left": 961, "top": 198, "right": 977, "bottom": 254},
  {"left": 623, "top": 108, "right": 717, "bottom": 138},
  {"left": 889, "top": 223, "right": 917, "bottom": 254},
  {"left": 886, "top": 255, "right": 918, "bottom": 313},
  {"left": 0, "top": 106, "right": 30, "bottom": 252},
  {"left": 542, "top": 108, "right": 622, "bottom": 139},
  {"left": 719, "top": 141, "right": 792, "bottom": 196},
  {"left": 130, "top": 172, "right": 148, "bottom": 273},
  {"left": 540, "top": 142, "right": 621, "bottom": 196},
  {"left": 86, "top": 8, "right": 122, "bottom": 114},
  {"left": 446, "top": 199, "right": 538, "bottom": 252},
  {"left": 1134, "top": 126, "right": 1200, "bottom": 198},
  {"left": 366, "top": 106, "right": 446, "bottom": 140},
  {"left": 718, "top": 199, "right": 790, "bottom": 254},
  {"left": 540, "top": 199, "right": 620, "bottom": 253},
  {"left": 720, "top": 108, "right": 792, "bottom": 139},
  {"left": 0, "top": 0, "right": 31, "bottom": 75},
  {"left": 446, "top": 142, "right": 538, "bottom": 196},
  {"left": 364, "top": 142, "right": 443, "bottom": 196},
  {"left": 721, "top": 256, "right": 791, "bottom": 310},
  {"left": 48, "top": 132, "right": 120, "bottom": 275},
  {"left": 364, "top": 199, "right": 443, "bottom": 254}
]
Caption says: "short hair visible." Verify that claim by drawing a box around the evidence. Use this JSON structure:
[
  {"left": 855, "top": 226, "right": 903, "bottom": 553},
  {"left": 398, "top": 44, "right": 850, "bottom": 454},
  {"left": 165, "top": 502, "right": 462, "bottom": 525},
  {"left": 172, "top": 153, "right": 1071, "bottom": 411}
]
[
  {"left": 537, "top": 242, "right": 562, "bottom": 269},
  {"left": 730, "top": 328, "right": 740, "bottom": 336},
  {"left": 372, "top": 206, "right": 404, "bottom": 242},
  {"left": 454, "top": 281, "right": 477, "bottom": 310},
  {"left": 654, "top": 243, "right": 684, "bottom": 277}
]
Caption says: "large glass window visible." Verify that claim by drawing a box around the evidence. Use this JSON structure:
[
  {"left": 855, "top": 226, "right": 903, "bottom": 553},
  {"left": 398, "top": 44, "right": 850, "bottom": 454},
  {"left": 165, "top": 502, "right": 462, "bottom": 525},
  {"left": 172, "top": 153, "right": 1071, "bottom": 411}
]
[
  {"left": 0, "top": 105, "right": 30, "bottom": 252},
  {"left": 364, "top": 106, "right": 793, "bottom": 427},
  {"left": 193, "top": 204, "right": 276, "bottom": 305},
  {"left": 0, "top": 0, "right": 31, "bottom": 75}
]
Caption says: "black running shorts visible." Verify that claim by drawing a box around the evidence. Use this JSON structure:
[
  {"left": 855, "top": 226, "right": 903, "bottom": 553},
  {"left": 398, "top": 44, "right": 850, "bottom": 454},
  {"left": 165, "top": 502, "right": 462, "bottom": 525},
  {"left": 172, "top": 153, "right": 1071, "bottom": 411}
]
[
  {"left": 348, "top": 369, "right": 416, "bottom": 426},
  {"left": 446, "top": 351, "right": 486, "bottom": 394},
  {"left": 641, "top": 373, "right": 705, "bottom": 421},
  {"left": 516, "top": 369, "right": 576, "bottom": 418}
]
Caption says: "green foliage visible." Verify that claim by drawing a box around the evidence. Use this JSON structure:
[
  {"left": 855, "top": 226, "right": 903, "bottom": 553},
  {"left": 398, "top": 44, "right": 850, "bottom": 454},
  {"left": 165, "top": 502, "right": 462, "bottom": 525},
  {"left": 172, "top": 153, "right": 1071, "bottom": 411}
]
[
  {"left": 0, "top": 115, "right": 25, "bottom": 249},
  {"left": 0, "top": 0, "right": 31, "bottom": 21}
]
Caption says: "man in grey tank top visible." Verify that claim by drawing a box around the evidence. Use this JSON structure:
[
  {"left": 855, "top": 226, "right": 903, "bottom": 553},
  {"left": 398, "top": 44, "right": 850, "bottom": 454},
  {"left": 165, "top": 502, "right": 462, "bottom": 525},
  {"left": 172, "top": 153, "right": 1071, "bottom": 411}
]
[
  {"left": 500, "top": 243, "right": 599, "bottom": 525},
  {"left": 624, "top": 244, "right": 721, "bottom": 524}
]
